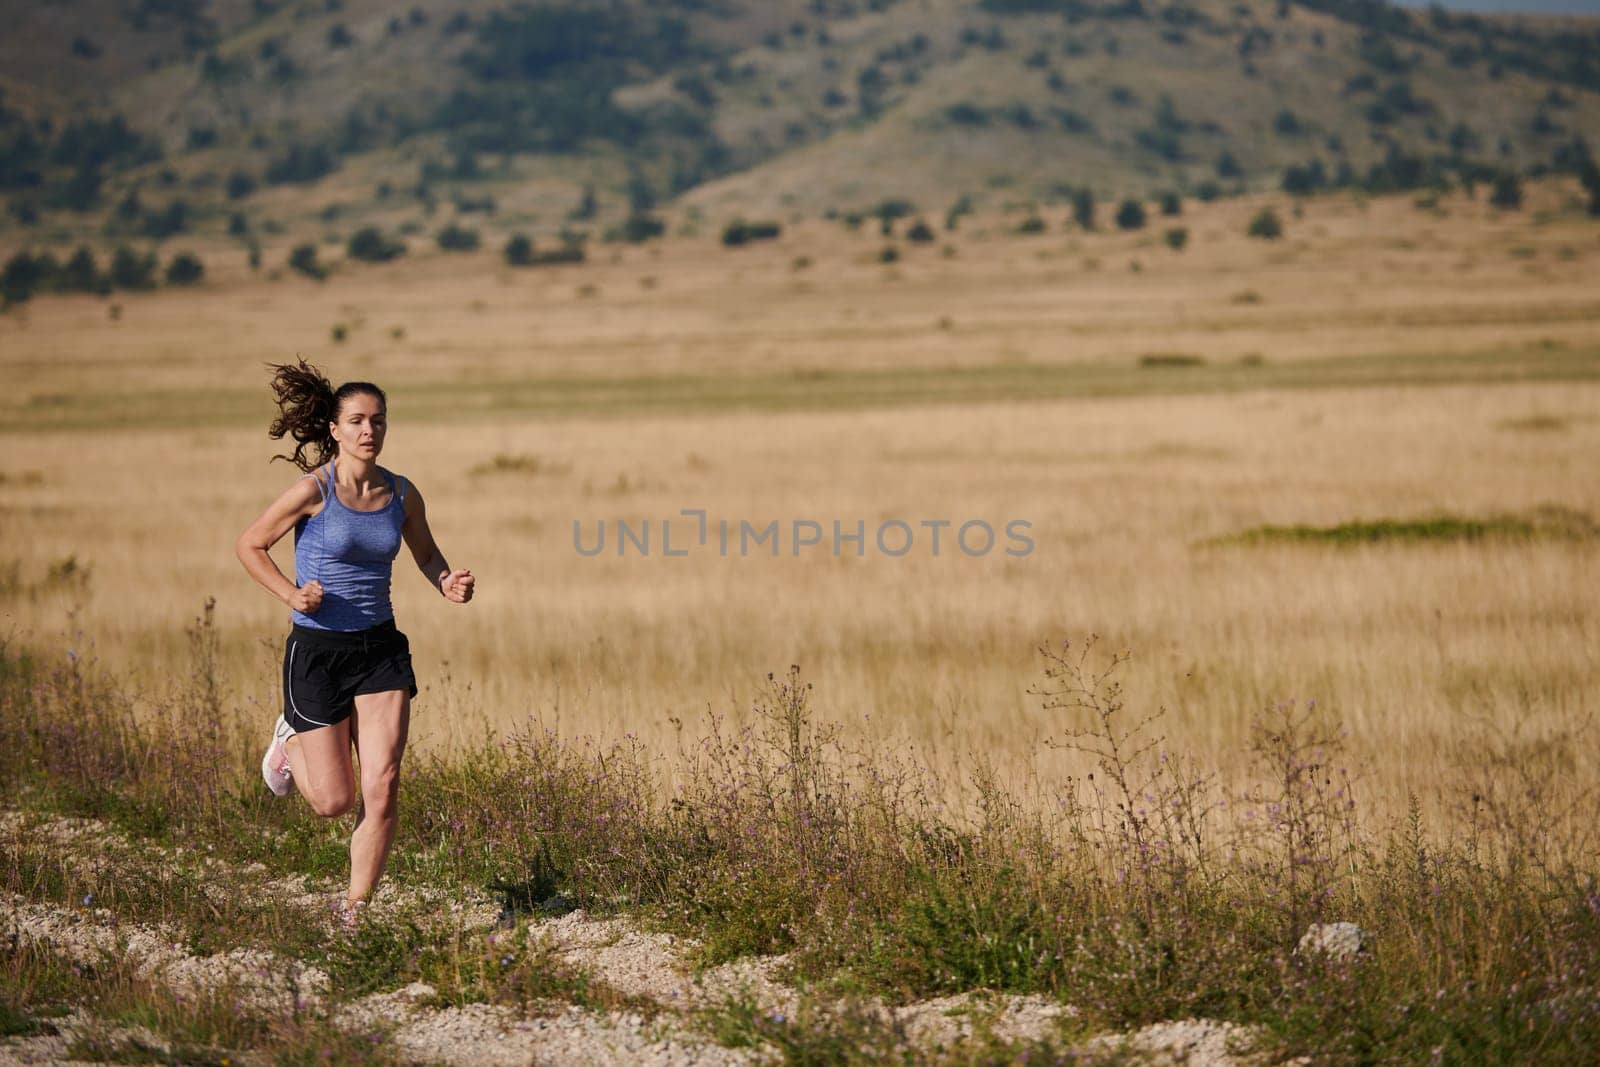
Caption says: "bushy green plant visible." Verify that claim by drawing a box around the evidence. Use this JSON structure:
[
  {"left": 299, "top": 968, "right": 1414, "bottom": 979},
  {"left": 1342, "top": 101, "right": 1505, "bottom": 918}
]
[
  {"left": 1489, "top": 172, "right": 1523, "bottom": 210},
  {"left": 1073, "top": 187, "right": 1095, "bottom": 230},
  {"left": 1115, "top": 198, "right": 1147, "bottom": 230},
  {"left": 164, "top": 251, "right": 204, "bottom": 285},
  {"left": 618, "top": 214, "right": 665, "bottom": 243},
  {"left": 435, "top": 224, "right": 480, "bottom": 252},
  {"left": 721, "top": 220, "right": 782, "bottom": 247},
  {"left": 109, "top": 245, "right": 157, "bottom": 289},
  {"left": 288, "top": 242, "right": 326, "bottom": 280},
  {"left": 1247, "top": 207, "right": 1283, "bottom": 239},
  {"left": 347, "top": 227, "right": 406, "bottom": 262}
]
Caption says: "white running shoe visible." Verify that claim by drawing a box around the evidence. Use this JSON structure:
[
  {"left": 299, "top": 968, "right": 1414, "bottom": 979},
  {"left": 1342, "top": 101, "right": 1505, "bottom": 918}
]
[{"left": 261, "top": 714, "right": 296, "bottom": 797}]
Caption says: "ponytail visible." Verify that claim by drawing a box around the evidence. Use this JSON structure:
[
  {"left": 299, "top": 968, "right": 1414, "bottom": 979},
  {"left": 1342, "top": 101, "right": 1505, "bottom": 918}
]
[
  {"left": 266, "top": 358, "right": 390, "bottom": 471},
  {"left": 266, "top": 358, "right": 339, "bottom": 471}
]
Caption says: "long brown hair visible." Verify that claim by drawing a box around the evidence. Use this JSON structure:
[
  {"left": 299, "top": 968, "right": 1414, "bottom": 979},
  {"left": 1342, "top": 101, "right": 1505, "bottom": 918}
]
[{"left": 266, "top": 358, "right": 387, "bottom": 471}]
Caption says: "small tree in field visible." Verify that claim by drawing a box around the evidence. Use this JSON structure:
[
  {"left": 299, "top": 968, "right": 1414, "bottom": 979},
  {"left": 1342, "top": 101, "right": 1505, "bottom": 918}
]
[
  {"left": 1247, "top": 207, "right": 1283, "bottom": 239},
  {"left": 504, "top": 234, "right": 534, "bottom": 265},
  {"left": 165, "top": 251, "right": 205, "bottom": 285},
  {"left": 288, "top": 242, "right": 326, "bottom": 280},
  {"left": 1488, "top": 172, "right": 1522, "bottom": 210},
  {"left": 1073, "top": 187, "right": 1095, "bottom": 230},
  {"left": 347, "top": 227, "right": 406, "bottom": 262},
  {"left": 110, "top": 246, "right": 157, "bottom": 289},
  {"left": 436, "top": 224, "right": 480, "bottom": 252}
]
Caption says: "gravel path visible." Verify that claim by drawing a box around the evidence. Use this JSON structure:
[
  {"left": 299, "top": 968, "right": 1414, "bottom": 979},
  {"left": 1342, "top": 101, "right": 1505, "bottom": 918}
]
[{"left": 0, "top": 809, "right": 1283, "bottom": 1066}]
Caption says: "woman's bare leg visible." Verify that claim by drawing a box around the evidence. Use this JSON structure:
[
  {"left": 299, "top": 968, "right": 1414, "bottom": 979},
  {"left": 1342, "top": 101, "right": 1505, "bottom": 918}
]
[
  {"left": 347, "top": 689, "right": 410, "bottom": 903},
  {"left": 284, "top": 721, "right": 356, "bottom": 818}
]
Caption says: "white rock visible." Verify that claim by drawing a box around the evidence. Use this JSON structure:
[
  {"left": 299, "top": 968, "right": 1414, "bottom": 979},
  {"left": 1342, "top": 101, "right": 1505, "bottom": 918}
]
[{"left": 1296, "top": 922, "right": 1369, "bottom": 961}]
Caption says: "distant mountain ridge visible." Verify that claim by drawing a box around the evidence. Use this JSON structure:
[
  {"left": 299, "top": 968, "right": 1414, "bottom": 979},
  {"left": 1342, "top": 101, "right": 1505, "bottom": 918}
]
[{"left": 1, "top": 0, "right": 1597, "bottom": 240}]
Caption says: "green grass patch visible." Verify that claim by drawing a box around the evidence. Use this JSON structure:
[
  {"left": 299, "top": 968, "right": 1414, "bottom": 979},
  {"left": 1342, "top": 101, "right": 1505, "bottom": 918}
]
[
  {"left": 1212, "top": 507, "right": 1599, "bottom": 548},
  {"left": 3, "top": 346, "right": 1599, "bottom": 433},
  {"left": 1137, "top": 352, "right": 1206, "bottom": 367},
  {"left": 0, "top": 939, "right": 78, "bottom": 1038},
  {"left": 702, "top": 995, "right": 919, "bottom": 1064},
  {"left": 1497, "top": 413, "right": 1571, "bottom": 432},
  {"left": 467, "top": 453, "right": 571, "bottom": 477}
]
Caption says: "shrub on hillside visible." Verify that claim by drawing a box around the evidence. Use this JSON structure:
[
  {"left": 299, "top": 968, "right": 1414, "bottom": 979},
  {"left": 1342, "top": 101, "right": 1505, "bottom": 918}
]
[
  {"left": 50, "top": 114, "right": 159, "bottom": 172},
  {"left": 944, "top": 195, "right": 974, "bottom": 231},
  {"left": 140, "top": 200, "right": 189, "bottom": 240},
  {"left": 288, "top": 242, "right": 326, "bottom": 280},
  {"left": 618, "top": 214, "right": 666, "bottom": 243},
  {"left": 264, "top": 143, "right": 338, "bottom": 186},
  {"left": 1247, "top": 207, "right": 1283, "bottom": 239},
  {"left": 226, "top": 171, "right": 257, "bottom": 200},
  {"left": 1, "top": 251, "right": 46, "bottom": 305},
  {"left": 569, "top": 185, "right": 599, "bottom": 221},
  {"left": 503, "top": 234, "right": 585, "bottom": 267},
  {"left": 1282, "top": 160, "right": 1329, "bottom": 195},
  {"left": 1160, "top": 191, "right": 1182, "bottom": 216},
  {"left": 1072, "top": 188, "right": 1095, "bottom": 230},
  {"left": 164, "top": 251, "right": 204, "bottom": 285},
  {"left": 8, "top": 199, "right": 40, "bottom": 226},
  {"left": 1115, "top": 199, "right": 1147, "bottom": 230},
  {"left": 722, "top": 220, "right": 782, "bottom": 246},
  {"left": 109, "top": 246, "right": 158, "bottom": 289},
  {"left": 934, "top": 102, "right": 985, "bottom": 126},
  {"left": 347, "top": 227, "right": 406, "bottom": 262},
  {"left": 1164, "top": 226, "right": 1189, "bottom": 250},
  {"left": 906, "top": 219, "right": 937, "bottom": 243},
  {"left": 436, "top": 224, "right": 480, "bottom": 252},
  {"left": 1489, "top": 172, "right": 1523, "bottom": 210},
  {"left": 504, "top": 234, "right": 534, "bottom": 266},
  {"left": 62, "top": 246, "right": 107, "bottom": 293}
]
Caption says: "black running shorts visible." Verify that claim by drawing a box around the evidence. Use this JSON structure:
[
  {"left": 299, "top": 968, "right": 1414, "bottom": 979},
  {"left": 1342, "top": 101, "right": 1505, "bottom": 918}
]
[{"left": 282, "top": 619, "right": 418, "bottom": 733}]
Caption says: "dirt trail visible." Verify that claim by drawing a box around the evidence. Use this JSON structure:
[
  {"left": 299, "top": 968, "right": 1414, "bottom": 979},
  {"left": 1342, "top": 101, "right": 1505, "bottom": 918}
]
[
  {"left": 1, "top": 810, "right": 1280, "bottom": 1065},
  {"left": 4, "top": 894, "right": 330, "bottom": 1013}
]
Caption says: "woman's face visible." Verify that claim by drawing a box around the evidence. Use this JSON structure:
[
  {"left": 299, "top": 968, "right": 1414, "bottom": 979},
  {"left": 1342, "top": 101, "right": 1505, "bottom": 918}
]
[{"left": 330, "top": 391, "right": 387, "bottom": 461}]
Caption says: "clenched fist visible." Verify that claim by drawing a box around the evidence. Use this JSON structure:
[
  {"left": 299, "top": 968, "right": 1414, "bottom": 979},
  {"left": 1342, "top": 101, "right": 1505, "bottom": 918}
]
[
  {"left": 289, "top": 580, "right": 324, "bottom": 613},
  {"left": 440, "top": 568, "right": 475, "bottom": 604}
]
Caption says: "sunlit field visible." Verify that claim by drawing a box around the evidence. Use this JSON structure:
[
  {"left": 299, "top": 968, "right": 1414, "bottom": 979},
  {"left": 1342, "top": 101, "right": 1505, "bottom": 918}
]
[
  {"left": 3, "top": 180, "right": 1598, "bottom": 816},
  {"left": 6, "top": 177, "right": 1600, "bottom": 1066}
]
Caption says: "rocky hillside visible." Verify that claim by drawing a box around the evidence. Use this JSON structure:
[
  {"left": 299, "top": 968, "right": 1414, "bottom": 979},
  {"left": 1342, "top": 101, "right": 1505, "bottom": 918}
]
[{"left": 1, "top": 0, "right": 1598, "bottom": 241}]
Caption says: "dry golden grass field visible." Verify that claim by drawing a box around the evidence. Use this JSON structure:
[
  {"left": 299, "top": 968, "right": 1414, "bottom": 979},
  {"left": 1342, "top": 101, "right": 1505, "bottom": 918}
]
[{"left": 3, "top": 181, "right": 1598, "bottom": 821}]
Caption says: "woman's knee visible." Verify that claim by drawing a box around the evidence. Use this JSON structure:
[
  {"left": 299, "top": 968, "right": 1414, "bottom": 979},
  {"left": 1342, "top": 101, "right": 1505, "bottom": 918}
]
[
  {"left": 309, "top": 787, "right": 356, "bottom": 818},
  {"left": 360, "top": 765, "right": 401, "bottom": 814}
]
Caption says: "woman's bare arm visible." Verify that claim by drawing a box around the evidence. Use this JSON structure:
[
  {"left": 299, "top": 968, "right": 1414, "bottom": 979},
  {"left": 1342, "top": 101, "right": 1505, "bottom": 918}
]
[
  {"left": 236, "top": 476, "right": 326, "bottom": 614},
  {"left": 401, "top": 484, "right": 474, "bottom": 603}
]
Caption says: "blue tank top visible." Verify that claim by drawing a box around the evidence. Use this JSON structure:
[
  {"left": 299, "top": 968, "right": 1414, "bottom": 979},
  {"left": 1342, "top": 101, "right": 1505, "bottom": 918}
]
[{"left": 292, "top": 461, "right": 408, "bottom": 632}]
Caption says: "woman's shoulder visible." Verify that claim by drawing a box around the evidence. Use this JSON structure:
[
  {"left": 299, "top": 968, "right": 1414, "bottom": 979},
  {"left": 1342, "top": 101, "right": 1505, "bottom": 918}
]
[
  {"left": 380, "top": 466, "right": 414, "bottom": 493},
  {"left": 300, "top": 461, "right": 337, "bottom": 489},
  {"left": 283, "top": 464, "right": 332, "bottom": 508}
]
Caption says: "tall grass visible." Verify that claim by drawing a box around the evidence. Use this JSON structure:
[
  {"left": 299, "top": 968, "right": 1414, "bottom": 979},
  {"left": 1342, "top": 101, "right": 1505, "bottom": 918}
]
[{"left": 3, "top": 612, "right": 1598, "bottom": 1062}]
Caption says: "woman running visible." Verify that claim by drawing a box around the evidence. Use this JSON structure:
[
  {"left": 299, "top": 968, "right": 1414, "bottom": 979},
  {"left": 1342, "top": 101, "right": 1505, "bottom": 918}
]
[{"left": 236, "top": 359, "right": 474, "bottom": 922}]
